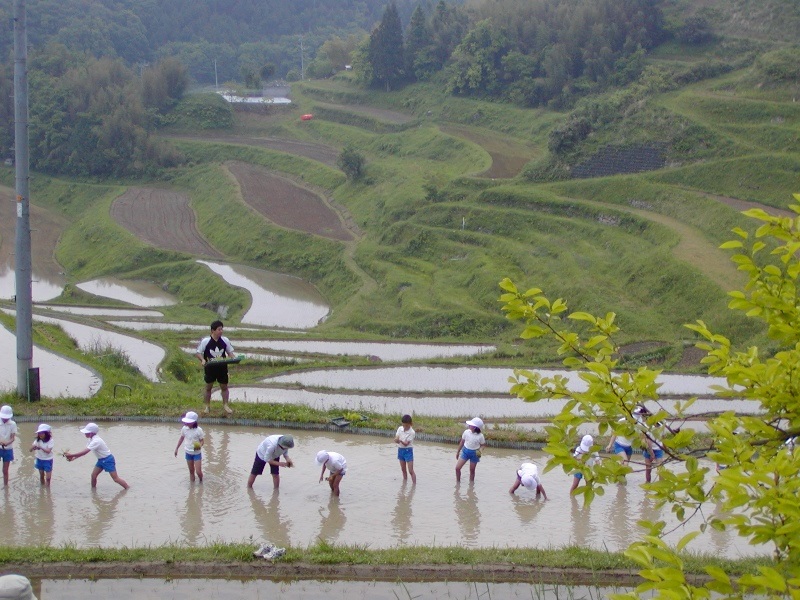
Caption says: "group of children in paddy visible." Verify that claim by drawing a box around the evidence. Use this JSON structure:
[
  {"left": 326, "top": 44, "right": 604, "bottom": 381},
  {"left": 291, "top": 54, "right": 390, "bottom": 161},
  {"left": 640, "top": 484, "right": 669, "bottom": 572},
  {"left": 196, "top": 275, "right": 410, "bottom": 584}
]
[{"left": 0, "top": 403, "right": 667, "bottom": 496}]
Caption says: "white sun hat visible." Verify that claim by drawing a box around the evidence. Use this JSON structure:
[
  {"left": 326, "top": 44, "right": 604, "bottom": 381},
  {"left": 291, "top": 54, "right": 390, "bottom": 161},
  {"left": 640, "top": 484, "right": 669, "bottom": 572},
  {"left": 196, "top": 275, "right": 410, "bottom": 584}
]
[
  {"left": 315, "top": 450, "right": 330, "bottom": 465},
  {"left": 465, "top": 417, "right": 484, "bottom": 429},
  {"left": 0, "top": 405, "right": 12, "bottom": 419},
  {"left": 0, "top": 574, "right": 37, "bottom": 600},
  {"left": 181, "top": 411, "right": 199, "bottom": 424},
  {"left": 80, "top": 423, "right": 99, "bottom": 434},
  {"left": 521, "top": 474, "right": 537, "bottom": 488},
  {"left": 35, "top": 424, "right": 51, "bottom": 434},
  {"left": 579, "top": 434, "right": 594, "bottom": 453}
]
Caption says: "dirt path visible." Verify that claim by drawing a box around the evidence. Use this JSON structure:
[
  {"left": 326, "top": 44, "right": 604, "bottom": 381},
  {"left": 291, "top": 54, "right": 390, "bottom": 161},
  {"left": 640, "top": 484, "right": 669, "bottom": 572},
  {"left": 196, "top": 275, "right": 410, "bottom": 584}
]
[
  {"left": 7, "top": 561, "right": 649, "bottom": 586},
  {"left": 226, "top": 161, "right": 357, "bottom": 241},
  {"left": 110, "top": 188, "right": 223, "bottom": 258},
  {"left": 168, "top": 133, "right": 340, "bottom": 168},
  {"left": 441, "top": 125, "right": 537, "bottom": 179},
  {"left": 0, "top": 185, "right": 68, "bottom": 280}
]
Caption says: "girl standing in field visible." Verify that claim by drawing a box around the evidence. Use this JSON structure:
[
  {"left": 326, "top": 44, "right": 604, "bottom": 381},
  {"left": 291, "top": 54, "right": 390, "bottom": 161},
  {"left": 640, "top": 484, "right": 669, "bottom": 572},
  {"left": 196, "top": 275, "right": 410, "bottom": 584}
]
[
  {"left": 29, "top": 424, "right": 54, "bottom": 486},
  {"left": 394, "top": 414, "right": 416, "bottom": 484},
  {"left": 455, "top": 417, "right": 486, "bottom": 483},
  {"left": 174, "top": 411, "right": 204, "bottom": 483},
  {"left": 0, "top": 405, "right": 17, "bottom": 486}
]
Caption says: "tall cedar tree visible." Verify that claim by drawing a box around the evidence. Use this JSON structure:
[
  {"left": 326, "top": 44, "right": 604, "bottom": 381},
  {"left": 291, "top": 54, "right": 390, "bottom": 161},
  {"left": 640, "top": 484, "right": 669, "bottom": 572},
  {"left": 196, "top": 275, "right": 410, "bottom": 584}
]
[
  {"left": 405, "top": 5, "right": 430, "bottom": 81},
  {"left": 368, "top": 2, "right": 405, "bottom": 91}
]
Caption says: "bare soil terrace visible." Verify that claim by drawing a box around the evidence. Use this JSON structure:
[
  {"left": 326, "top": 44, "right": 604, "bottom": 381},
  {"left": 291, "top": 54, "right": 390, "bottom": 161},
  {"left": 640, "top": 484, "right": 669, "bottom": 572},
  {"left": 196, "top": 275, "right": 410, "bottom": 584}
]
[
  {"left": 227, "top": 161, "right": 356, "bottom": 241},
  {"left": 110, "top": 188, "right": 223, "bottom": 258}
]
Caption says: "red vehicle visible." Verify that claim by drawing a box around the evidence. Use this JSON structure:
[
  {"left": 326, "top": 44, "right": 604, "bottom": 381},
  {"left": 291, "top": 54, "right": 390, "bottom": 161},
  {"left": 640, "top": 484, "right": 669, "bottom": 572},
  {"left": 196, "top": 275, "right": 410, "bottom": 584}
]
[{"left": 301, "top": 114, "right": 314, "bottom": 121}]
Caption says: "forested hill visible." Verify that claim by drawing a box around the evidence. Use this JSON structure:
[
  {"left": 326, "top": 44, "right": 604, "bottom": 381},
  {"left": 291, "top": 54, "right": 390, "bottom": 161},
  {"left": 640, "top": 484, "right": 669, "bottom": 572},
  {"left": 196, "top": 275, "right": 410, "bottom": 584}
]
[{"left": 0, "top": 0, "right": 439, "bottom": 79}]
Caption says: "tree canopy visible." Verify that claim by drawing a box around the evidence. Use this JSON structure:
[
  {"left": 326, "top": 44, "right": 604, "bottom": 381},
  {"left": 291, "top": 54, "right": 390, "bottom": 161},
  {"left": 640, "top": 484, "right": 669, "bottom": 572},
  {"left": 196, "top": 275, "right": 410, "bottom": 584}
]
[{"left": 500, "top": 199, "right": 800, "bottom": 598}]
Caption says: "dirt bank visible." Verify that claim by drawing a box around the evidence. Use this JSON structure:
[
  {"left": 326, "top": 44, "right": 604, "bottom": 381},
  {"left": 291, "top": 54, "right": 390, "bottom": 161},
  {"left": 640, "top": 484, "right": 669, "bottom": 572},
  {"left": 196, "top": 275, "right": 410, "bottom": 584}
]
[{"left": 111, "top": 188, "right": 223, "bottom": 258}]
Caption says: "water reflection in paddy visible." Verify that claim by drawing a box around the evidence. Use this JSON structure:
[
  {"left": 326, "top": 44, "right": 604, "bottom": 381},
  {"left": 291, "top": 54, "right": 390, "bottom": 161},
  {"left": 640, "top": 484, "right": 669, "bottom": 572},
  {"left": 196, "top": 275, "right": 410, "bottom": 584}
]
[
  {"left": 0, "top": 266, "right": 64, "bottom": 302},
  {"left": 76, "top": 278, "right": 177, "bottom": 307},
  {"left": 27, "top": 314, "right": 164, "bottom": 381},
  {"left": 220, "top": 387, "right": 760, "bottom": 417},
  {"left": 2, "top": 422, "right": 761, "bottom": 557},
  {"left": 236, "top": 339, "right": 495, "bottom": 361},
  {"left": 41, "top": 306, "right": 163, "bottom": 318},
  {"left": 40, "top": 578, "right": 641, "bottom": 599},
  {"left": 198, "top": 261, "right": 329, "bottom": 328},
  {"left": 0, "top": 326, "right": 99, "bottom": 396},
  {"left": 266, "top": 366, "right": 728, "bottom": 396},
  {"left": 110, "top": 321, "right": 263, "bottom": 332}
]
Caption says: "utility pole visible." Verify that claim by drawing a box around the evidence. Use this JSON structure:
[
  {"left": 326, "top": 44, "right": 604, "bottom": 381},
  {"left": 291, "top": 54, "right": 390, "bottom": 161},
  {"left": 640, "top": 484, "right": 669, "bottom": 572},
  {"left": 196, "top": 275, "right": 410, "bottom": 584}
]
[
  {"left": 14, "top": 0, "right": 33, "bottom": 398},
  {"left": 299, "top": 35, "right": 304, "bottom": 80},
  {"left": 214, "top": 59, "right": 218, "bottom": 90}
]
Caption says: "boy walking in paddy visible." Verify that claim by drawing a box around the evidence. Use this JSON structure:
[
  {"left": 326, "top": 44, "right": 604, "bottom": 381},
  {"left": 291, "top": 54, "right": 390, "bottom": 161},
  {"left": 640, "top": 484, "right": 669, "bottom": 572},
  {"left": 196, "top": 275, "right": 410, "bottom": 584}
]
[
  {"left": 394, "top": 414, "right": 416, "bottom": 484},
  {"left": 0, "top": 405, "right": 17, "bottom": 486},
  {"left": 65, "top": 423, "right": 129, "bottom": 489}
]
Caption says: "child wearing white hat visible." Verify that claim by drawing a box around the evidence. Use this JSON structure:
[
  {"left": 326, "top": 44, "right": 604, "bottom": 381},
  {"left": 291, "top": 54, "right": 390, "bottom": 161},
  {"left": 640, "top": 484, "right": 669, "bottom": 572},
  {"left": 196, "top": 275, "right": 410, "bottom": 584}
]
[
  {"left": 29, "top": 424, "right": 54, "bottom": 486},
  {"left": 316, "top": 450, "right": 346, "bottom": 496},
  {"left": 174, "top": 411, "right": 205, "bottom": 483},
  {"left": 0, "top": 574, "right": 37, "bottom": 600},
  {"left": 455, "top": 417, "right": 486, "bottom": 483},
  {"left": 64, "top": 423, "right": 129, "bottom": 489},
  {"left": 0, "top": 405, "right": 17, "bottom": 487},
  {"left": 570, "top": 434, "right": 599, "bottom": 493},
  {"left": 248, "top": 434, "right": 295, "bottom": 489},
  {"left": 509, "top": 462, "right": 547, "bottom": 499}
]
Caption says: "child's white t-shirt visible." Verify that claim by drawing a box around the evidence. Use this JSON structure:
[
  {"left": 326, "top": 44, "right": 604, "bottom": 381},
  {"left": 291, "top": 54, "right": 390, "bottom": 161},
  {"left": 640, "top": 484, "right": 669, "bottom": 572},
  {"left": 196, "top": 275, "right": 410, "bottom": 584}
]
[
  {"left": 33, "top": 439, "right": 54, "bottom": 460},
  {"left": 461, "top": 429, "right": 485, "bottom": 450},
  {"left": 87, "top": 436, "right": 111, "bottom": 459},
  {"left": 325, "top": 451, "right": 347, "bottom": 474},
  {"left": 0, "top": 420, "right": 17, "bottom": 446},
  {"left": 181, "top": 426, "right": 205, "bottom": 454},
  {"left": 396, "top": 426, "right": 415, "bottom": 446}
]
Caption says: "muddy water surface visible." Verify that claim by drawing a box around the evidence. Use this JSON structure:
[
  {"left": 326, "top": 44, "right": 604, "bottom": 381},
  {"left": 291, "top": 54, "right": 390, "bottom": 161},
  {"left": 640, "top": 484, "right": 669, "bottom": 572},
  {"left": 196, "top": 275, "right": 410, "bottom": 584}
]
[
  {"left": 0, "top": 326, "right": 99, "bottom": 396},
  {"left": 235, "top": 339, "right": 495, "bottom": 361},
  {"left": 38, "top": 578, "right": 636, "bottom": 599},
  {"left": 76, "top": 278, "right": 177, "bottom": 307},
  {"left": 42, "top": 306, "right": 163, "bottom": 318},
  {"left": 1, "top": 422, "right": 760, "bottom": 558},
  {"left": 198, "top": 261, "right": 328, "bottom": 328},
  {"left": 0, "top": 267, "right": 64, "bottom": 302}
]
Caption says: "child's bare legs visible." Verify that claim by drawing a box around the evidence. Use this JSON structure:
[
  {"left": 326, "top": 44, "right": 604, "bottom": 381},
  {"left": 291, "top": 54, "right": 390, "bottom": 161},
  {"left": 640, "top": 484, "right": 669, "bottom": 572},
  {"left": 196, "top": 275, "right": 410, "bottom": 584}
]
[
  {"left": 187, "top": 459, "right": 202, "bottom": 482},
  {"left": 271, "top": 472, "right": 280, "bottom": 488},
  {"left": 407, "top": 460, "right": 416, "bottom": 484},
  {"left": 109, "top": 469, "right": 129, "bottom": 490},
  {"left": 399, "top": 460, "right": 408, "bottom": 481},
  {"left": 570, "top": 475, "right": 580, "bottom": 493},
  {"left": 328, "top": 472, "right": 343, "bottom": 496},
  {"left": 468, "top": 460, "right": 477, "bottom": 482},
  {"left": 90, "top": 465, "right": 102, "bottom": 488},
  {"left": 2, "top": 460, "right": 9, "bottom": 486},
  {"left": 455, "top": 457, "right": 468, "bottom": 483},
  {"left": 45, "top": 469, "right": 51, "bottom": 486}
]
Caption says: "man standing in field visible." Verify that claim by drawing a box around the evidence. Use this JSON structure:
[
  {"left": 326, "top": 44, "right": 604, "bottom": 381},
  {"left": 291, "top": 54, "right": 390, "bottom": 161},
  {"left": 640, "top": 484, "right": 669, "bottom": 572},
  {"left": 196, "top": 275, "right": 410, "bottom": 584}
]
[{"left": 196, "top": 320, "right": 236, "bottom": 415}]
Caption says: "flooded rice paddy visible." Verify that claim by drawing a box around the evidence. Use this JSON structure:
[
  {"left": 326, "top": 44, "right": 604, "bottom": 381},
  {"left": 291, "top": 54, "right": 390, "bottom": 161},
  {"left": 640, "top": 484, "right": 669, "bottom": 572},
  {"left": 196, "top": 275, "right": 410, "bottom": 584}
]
[
  {"left": 198, "top": 261, "right": 329, "bottom": 328},
  {"left": 0, "top": 325, "right": 99, "bottom": 396},
  {"left": 235, "top": 339, "right": 495, "bottom": 361},
  {"left": 219, "top": 387, "right": 760, "bottom": 418},
  {"left": 1, "top": 422, "right": 760, "bottom": 558},
  {"left": 38, "top": 578, "right": 639, "bottom": 599},
  {"left": 0, "top": 266, "right": 65, "bottom": 302},
  {"left": 265, "top": 366, "right": 728, "bottom": 396},
  {"left": 41, "top": 305, "right": 164, "bottom": 318},
  {"left": 76, "top": 278, "right": 177, "bottom": 307}
]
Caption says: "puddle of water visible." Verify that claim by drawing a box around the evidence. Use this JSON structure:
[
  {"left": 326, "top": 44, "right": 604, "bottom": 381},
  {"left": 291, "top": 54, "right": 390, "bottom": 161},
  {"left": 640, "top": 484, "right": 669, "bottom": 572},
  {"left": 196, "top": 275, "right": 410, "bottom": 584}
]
[
  {"left": 76, "top": 278, "right": 177, "bottom": 307},
  {"left": 219, "top": 387, "right": 761, "bottom": 418},
  {"left": 0, "top": 325, "right": 100, "bottom": 396},
  {"left": 41, "top": 306, "right": 164, "bottom": 318},
  {"left": 13, "top": 312, "right": 165, "bottom": 382},
  {"left": 110, "top": 321, "right": 262, "bottom": 332},
  {"left": 198, "top": 261, "right": 329, "bottom": 329},
  {"left": 0, "top": 422, "right": 762, "bottom": 558},
  {"left": 0, "top": 266, "right": 65, "bottom": 302},
  {"left": 38, "top": 578, "right": 638, "bottom": 599},
  {"left": 266, "top": 366, "right": 728, "bottom": 396},
  {"left": 235, "top": 340, "right": 495, "bottom": 361}
]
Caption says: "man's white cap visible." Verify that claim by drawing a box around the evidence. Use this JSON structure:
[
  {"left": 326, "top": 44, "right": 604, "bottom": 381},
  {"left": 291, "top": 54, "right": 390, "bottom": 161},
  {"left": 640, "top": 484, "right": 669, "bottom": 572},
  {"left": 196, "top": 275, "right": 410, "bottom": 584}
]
[
  {"left": 80, "top": 423, "right": 99, "bottom": 434},
  {"left": 35, "top": 424, "right": 51, "bottom": 434},
  {"left": 181, "top": 411, "right": 199, "bottom": 424},
  {"left": 0, "top": 574, "right": 38, "bottom": 600},
  {"left": 0, "top": 405, "right": 12, "bottom": 419},
  {"left": 466, "top": 417, "right": 484, "bottom": 429},
  {"left": 315, "top": 450, "right": 330, "bottom": 465},
  {"left": 579, "top": 434, "right": 594, "bottom": 453}
]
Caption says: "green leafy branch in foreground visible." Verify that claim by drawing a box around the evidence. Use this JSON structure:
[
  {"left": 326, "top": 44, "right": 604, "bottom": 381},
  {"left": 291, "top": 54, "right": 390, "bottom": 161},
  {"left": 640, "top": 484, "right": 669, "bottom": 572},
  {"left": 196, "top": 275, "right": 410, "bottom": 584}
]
[{"left": 499, "top": 196, "right": 800, "bottom": 599}]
